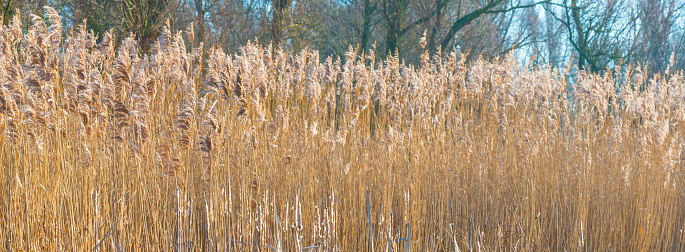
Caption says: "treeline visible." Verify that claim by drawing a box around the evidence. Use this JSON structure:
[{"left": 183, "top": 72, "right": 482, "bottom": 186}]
[{"left": 3, "top": 0, "right": 685, "bottom": 73}]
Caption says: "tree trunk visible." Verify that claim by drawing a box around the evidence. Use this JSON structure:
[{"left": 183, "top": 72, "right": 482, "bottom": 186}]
[
  {"left": 386, "top": 26, "right": 400, "bottom": 55},
  {"left": 571, "top": 0, "right": 588, "bottom": 71},
  {"left": 639, "top": 0, "right": 675, "bottom": 74},
  {"left": 427, "top": 0, "right": 445, "bottom": 53},
  {"left": 383, "top": 0, "right": 406, "bottom": 56},
  {"left": 545, "top": 2, "right": 558, "bottom": 67},
  {"left": 360, "top": 0, "right": 374, "bottom": 54},
  {"left": 194, "top": 0, "right": 206, "bottom": 45},
  {"left": 271, "top": 0, "right": 291, "bottom": 47}
]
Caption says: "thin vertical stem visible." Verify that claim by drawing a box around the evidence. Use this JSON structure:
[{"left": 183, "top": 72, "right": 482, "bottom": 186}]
[{"left": 367, "top": 189, "right": 374, "bottom": 252}]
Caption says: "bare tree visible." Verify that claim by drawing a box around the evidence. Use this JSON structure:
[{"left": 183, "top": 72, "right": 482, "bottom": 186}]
[
  {"left": 427, "top": 0, "right": 448, "bottom": 53},
  {"left": 673, "top": 30, "right": 685, "bottom": 71},
  {"left": 637, "top": 0, "right": 679, "bottom": 74},
  {"left": 381, "top": 0, "right": 434, "bottom": 55},
  {"left": 71, "top": 0, "right": 180, "bottom": 52},
  {"left": 544, "top": 1, "right": 562, "bottom": 67},
  {"left": 361, "top": 0, "right": 378, "bottom": 54},
  {"left": 315, "top": 0, "right": 384, "bottom": 59},
  {"left": 271, "top": 0, "right": 293, "bottom": 47},
  {"left": 438, "top": 0, "right": 545, "bottom": 52},
  {"left": 70, "top": 0, "right": 118, "bottom": 37},
  {"left": 550, "top": 0, "right": 634, "bottom": 72},
  {"left": 120, "top": 0, "right": 181, "bottom": 51},
  {"left": 192, "top": 0, "right": 220, "bottom": 46}
]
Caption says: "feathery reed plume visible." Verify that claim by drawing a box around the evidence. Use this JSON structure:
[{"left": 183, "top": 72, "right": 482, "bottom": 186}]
[{"left": 156, "top": 144, "right": 182, "bottom": 177}]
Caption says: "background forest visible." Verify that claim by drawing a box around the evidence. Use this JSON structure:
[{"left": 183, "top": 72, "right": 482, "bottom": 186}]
[{"left": 2, "top": 0, "right": 685, "bottom": 73}]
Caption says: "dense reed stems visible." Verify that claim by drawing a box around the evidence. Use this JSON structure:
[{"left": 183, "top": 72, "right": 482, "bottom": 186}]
[{"left": 0, "top": 8, "right": 684, "bottom": 251}]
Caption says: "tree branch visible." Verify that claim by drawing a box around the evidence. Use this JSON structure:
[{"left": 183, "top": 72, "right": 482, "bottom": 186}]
[
  {"left": 484, "top": 1, "right": 548, "bottom": 14},
  {"left": 400, "top": 7, "right": 438, "bottom": 35},
  {"left": 440, "top": 0, "right": 503, "bottom": 50}
]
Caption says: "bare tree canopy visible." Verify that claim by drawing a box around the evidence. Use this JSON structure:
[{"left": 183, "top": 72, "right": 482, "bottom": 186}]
[{"left": 3, "top": 0, "right": 683, "bottom": 73}]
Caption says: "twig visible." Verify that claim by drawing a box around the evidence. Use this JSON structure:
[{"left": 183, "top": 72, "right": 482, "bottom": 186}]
[
  {"left": 386, "top": 223, "right": 393, "bottom": 252},
  {"left": 302, "top": 245, "right": 320, "bottom": 250},
  {"left": 91, "top": 223, "right": 117, "bottom": 251},
  {"left": 406, "top": 221, "right": 411, "bottom": 252},
  {"left": 275, "top": 203, "right": 282, "bottom": 252},
  {"left": 407, "top": 189, "right": 411, "bottom": 252}
]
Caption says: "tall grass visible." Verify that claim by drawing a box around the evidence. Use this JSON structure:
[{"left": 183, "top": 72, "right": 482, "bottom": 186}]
[{"left": 1, "top": 7, "right": 684, "bottom": 251}]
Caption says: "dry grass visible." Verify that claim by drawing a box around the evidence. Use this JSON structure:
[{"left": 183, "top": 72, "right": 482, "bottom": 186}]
[{"left": 0, "top": 7, "right": 684, "bottom": 251}]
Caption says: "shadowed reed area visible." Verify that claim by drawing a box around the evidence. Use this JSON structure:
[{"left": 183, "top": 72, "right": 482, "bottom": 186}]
[{"left": 1, "top": 7, "right": 685, "bottom": 251}]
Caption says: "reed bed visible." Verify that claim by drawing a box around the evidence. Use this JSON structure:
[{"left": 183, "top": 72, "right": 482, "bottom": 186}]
[{"left": 0, "top": 7, "right": 684, "bottom": 251}]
